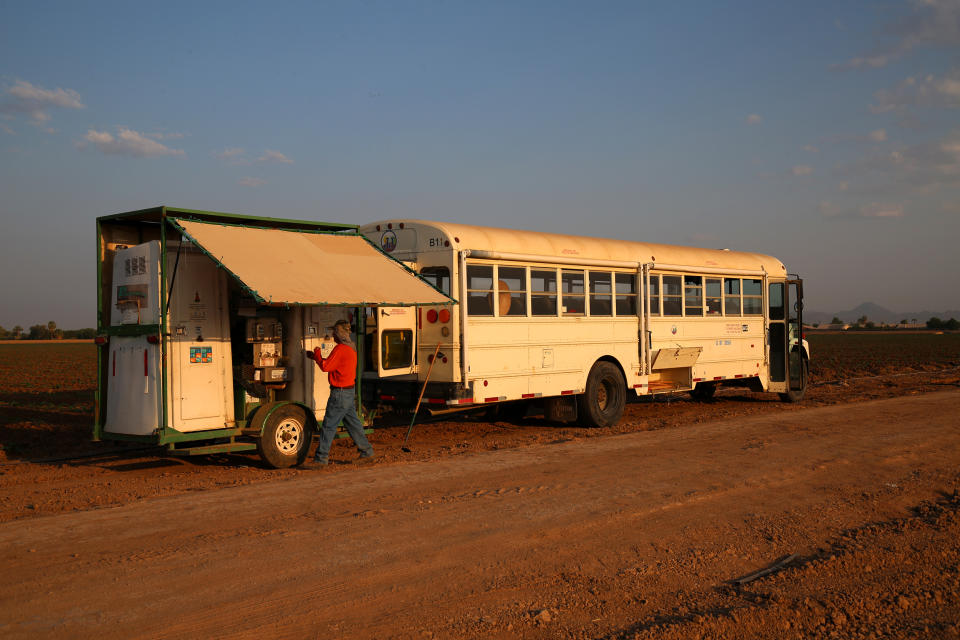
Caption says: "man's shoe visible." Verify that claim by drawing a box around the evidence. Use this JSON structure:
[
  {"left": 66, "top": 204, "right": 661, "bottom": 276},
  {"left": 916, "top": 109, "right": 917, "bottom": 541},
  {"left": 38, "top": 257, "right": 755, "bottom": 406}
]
[
  {"left": 302, "top": 459, "right": 328, "bottom": 470},
  {"left": 356, "top": 453, "right": 376, "bottom": 464}
]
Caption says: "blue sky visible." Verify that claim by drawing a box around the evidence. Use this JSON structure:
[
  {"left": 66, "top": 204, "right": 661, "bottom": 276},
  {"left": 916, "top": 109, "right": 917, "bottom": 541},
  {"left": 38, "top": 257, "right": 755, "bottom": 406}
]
[{"left": 1, "top": 0, "right": 959, "bottom": 328}]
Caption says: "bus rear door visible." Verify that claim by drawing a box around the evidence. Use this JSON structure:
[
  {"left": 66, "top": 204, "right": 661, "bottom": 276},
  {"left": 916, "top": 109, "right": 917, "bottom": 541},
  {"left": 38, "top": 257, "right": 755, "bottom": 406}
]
[{"left": 374, "top": 306, "right": 418, "bottom": 377}]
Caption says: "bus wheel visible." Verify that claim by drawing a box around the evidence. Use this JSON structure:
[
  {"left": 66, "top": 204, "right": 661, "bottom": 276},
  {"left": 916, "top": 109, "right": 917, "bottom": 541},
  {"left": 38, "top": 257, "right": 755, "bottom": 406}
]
[
  {"left": 578, "top": 361, "right": 626, "bottom": 428},
  {"left": 689, "top": 382, "right": 716, "bottom": 401},
  {"left": 257, "top": 405, "right": 312, "bottom": 469},
  {"left": 778, "top": 357, "right": 809, "bottom": 403}
]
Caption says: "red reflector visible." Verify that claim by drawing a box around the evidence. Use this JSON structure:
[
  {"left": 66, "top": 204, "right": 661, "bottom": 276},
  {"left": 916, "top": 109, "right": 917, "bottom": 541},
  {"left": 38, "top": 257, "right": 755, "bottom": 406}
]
[
  {"left": 484, "top": 397, "right": 499, "bottom": 403},
  {"left": 713, "top": 376, "right": 723, "bottom": 380},
  {"left": 379, "top": 394, "right": 396, "bottom": 401},
  {"left": 438, "top": 308, "right": 451, "bottom": 323},
  {"left": 376, "top": 224, "right": 381, "bottom": 231},
  {"left": 146, "top": 335, "right": 159, "bottom": 344},
  {"left": 693, "top": 378, "right": 704, "bottom": 382},
  {"left": 441, "top": 357, "right": 448, "bottom": 363},
  {"left": 426, "top": 309, "right": 438, "bottom": 323},
  {"left": 387, "top": 223, "right": 393, "bottom": 229},
  {"left": 427, "top": 398, "right": 445, "bottom": 405},
  {"left": 144, "top": 349, "right": 149, "bottom": 377},
  {"left": 94, "top": 336, "right": 107, "bottom": 345},
  {"left": 521, "top": 393, "right": 535, "bottom": 399},
  {"left": 399, "top": 222, "right": 405, "bottom": 229},
  {"left": 560, "top": 390, "right": 574, "bottom": 395},
  {"left": 418, "top": 307, "right": 422, "bottom": 329}
]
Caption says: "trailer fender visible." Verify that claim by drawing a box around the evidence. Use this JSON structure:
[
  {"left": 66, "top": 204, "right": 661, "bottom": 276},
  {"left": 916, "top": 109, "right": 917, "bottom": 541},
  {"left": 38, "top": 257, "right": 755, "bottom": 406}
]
[{"left": 248, "top": 401, "right": 318, "bottom": 438}]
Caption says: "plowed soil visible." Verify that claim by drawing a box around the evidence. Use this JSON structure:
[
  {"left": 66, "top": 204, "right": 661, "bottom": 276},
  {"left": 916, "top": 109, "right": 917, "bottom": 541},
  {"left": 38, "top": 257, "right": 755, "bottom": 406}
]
[{"left": 1, "top": 334, "right": 959, "bottom": 639}]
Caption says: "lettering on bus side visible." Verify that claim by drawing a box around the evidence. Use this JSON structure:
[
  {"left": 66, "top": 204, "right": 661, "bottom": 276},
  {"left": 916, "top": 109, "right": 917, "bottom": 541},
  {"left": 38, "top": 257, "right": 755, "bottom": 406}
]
[{"left": 427, "top": 237, "right": 445, "bottom": 248}]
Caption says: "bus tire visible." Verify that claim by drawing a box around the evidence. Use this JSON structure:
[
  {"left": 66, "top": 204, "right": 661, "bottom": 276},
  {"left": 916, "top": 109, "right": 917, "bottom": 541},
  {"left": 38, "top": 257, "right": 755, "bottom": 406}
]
[
  {"left": 257, "top": 405, "right": 312, "bottom": 469},
  {"left": 778, "top": 357, "right": 809, "bottom": 403},
  {"left": 689, "top": 382, "right": 717, "bottom": 401},
  {"left": 578, "top": 361, "right": 626, "bottom": 428}
]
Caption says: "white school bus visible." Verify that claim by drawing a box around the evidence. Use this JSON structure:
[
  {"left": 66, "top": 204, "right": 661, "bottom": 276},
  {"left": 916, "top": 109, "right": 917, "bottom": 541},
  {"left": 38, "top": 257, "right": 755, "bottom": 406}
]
[{"left": 360, "top": 220, "right": 808, "bottom": 427}]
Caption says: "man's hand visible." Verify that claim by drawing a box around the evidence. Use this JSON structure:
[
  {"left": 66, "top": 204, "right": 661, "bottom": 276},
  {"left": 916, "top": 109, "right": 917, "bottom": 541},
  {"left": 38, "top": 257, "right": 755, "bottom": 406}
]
[{"left": 305, "top": 349, "right": 315, "bottom": 360}]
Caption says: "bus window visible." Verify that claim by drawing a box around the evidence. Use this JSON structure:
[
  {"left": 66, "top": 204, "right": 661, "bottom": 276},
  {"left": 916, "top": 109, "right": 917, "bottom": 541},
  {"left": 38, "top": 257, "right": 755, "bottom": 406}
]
[
  {"left": 647, "top": 275, "right": 660, "bottom": 316},
  {"left": 684, "top": 275, "right": 703, "bottom": 316},
  {"left": 420, "top": 266, "right": 450, "bottom": 295},
  {"left": 615, "top": 273, "right": 637, "bottom": 316},
  {"left": 498, "top": 266, "right": 527, "bottom": 316},
  {"left": 768, "top": 282, "right": 785, "bottom": 320},
  {"left": 467, "top": 265, "right": 493, "bottom": 316},
  {"left": 561, "top": 270, "right": 585, "bottom": 315},
  {"left": 381, "top": 329, "right": 413, "bottom": 370},
  {"left": 589, "top": 271, "right": 612, "bottom": 316},
  {"left": 662, "top": 275, "right": 682, "bottom": 316},
  {"left": 531, "top": 269, "right": 558, "bottom": 316},
  {"left": 743, "top": 278, "right": 763, "bottom": 315},
  {"left": 706, "top": 278, "right": 722, "bottom": 315},
  {"left": 724, "top": 278, "right": 741, "bottom": 315}
]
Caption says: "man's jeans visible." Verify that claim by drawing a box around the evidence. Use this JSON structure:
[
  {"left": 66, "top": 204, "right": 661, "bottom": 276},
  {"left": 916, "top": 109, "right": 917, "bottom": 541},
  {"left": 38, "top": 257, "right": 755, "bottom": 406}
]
[{"left": 313, "top": 386, "right": 373, "bottom": 463}]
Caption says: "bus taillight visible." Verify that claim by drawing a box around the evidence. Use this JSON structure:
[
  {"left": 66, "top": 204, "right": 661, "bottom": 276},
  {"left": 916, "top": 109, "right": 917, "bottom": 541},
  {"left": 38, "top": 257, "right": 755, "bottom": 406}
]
[
  {"left": 427, "top": 309, "right": 438, "bottom": 323},
  {"left": 439, "top": 308, "right": 451, "bottom": 323}
]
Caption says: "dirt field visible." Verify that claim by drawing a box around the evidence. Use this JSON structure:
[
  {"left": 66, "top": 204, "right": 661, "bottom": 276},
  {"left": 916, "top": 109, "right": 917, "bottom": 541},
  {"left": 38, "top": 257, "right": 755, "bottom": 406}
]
[{"left": 1, "top": 335, "right": 959, "bottom": 638}]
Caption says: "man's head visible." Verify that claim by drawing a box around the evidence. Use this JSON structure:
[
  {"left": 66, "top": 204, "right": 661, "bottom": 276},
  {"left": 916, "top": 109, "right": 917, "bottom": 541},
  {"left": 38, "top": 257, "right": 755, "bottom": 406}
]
[{"left": 332, "top": 320, "right": 353, "bottom": 345}]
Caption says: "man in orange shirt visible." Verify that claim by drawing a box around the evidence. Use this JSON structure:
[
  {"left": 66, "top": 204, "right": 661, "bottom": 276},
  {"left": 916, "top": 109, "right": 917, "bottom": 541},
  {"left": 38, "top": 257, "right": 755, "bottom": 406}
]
[{"left": 303, "top": 320, "right": 374, "bottom": 468}]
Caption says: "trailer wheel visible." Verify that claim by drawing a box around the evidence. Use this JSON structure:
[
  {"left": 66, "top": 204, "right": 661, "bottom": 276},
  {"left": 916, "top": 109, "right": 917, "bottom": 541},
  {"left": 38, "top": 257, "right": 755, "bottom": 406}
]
[
  {"left": 689, "top": 382, "right": 717, "bottom": 401},
  {"left": 578, "top": 361, "right": 626, "bottom": 428},
  {"left": 257, "top": 405, "right": 312, "bottom": 469},
  {"left": 778, "top": 357, "right": 809, "bottom": 403}
]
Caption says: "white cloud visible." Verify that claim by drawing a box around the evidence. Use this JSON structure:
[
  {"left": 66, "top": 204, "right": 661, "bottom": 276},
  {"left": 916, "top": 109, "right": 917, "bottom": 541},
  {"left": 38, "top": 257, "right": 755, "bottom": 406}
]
[
  {"left": 792, "top": 165, "right": 814, "bottom": 176},
  {"left": 745, "top": 113, "right": 762, "bottom": 125},
  {"left": 1, "top": 123, "right": 14, "bottom": 136},
  {"left": 860, "top": 202, "right": 905, "bottom": 218},
  {"left": 81, "top": 127, "right": 185, "bottom": 157},
  {"left": 871, "top": 68, "right": 960, "bottom": 114},
  {"left": 836, "top": 131, "right": 960, "bottom": 194},
  {"left": 818, "top": 200, "right": 905, "bottom": 219},
  {"left": 834, "top": 0, "right": 960, "bottom": 70},
  {"left": 239, "top": 177, "right": 266, "bottom": 187},
  {"left": 214, "top": 147, "right": 247, "bottom": 164},
  {"left": 803, "top": 145, "right": 819, "bottom": 153},
  {"left": 869, "top": 129, "right": 887, "bottom": 142},
  {"left": 145, "top": 131, "right": 185, "bottom": 140},
  {"left": 258, "top": 149, "right": 293, "bottom": 164},
  {"left": 0, "top": 79, "right": 85, "bottom": 125}
]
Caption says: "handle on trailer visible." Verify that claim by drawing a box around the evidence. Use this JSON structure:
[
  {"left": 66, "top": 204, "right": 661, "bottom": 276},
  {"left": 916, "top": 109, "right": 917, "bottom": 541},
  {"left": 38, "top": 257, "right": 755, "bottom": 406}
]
[{"left": 401, "top": 343, "right": 442, "bottom": 450}]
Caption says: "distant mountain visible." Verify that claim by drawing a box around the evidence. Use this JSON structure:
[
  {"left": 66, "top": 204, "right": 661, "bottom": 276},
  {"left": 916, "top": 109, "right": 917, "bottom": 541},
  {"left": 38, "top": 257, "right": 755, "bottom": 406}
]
[{"left": 804, "top": 302, "right": 960, "bottom": 325}]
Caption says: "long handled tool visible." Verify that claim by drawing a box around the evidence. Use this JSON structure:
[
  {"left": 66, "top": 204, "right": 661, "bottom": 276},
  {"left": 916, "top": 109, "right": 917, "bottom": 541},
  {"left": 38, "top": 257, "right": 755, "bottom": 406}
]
[{"left": 401, "top": 343, "right": 442, "bottom": 453}]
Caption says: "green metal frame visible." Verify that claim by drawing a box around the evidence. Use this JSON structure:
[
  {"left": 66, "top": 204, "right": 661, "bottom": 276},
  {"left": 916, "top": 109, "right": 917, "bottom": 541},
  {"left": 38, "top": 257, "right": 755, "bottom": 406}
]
[{"left": 94, "top": 205, "right": 411, "bottom": 453}]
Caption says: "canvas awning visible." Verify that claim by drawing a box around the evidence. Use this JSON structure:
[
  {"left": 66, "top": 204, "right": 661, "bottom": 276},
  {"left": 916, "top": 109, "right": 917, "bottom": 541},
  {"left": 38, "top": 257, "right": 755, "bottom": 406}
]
[{"left": 169, "top": 218, "right": 453, "bottom": 306}]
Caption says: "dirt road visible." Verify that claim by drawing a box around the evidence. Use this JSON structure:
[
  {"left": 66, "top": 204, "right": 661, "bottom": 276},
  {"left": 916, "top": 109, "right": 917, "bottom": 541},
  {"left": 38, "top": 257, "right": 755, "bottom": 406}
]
[{"left": 2, "top": 391, "right": 958, "bottom": 639}]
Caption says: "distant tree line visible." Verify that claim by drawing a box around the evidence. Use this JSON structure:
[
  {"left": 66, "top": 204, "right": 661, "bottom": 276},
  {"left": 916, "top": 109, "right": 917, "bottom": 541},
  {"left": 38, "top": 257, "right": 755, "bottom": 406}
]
[
  {"left": 927, "top": 317, "right": 960, "bottom": 330},
  {"left": 823, "top": 315, "right": 960, "bottom": 331},
  {"left": 0, "top": 322, "right": 96, "bottom": 340}
]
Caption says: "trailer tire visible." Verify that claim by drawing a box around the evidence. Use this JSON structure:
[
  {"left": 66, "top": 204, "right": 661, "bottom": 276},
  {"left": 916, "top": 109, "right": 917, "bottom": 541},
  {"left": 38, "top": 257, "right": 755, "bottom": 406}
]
[
  {"left": 257, "top": 405, "right": 312, "bottom": 469},
  {"left": 778, "top": 357, "right": 809, "bottom": 403},
  {"left": 689, "top": 382, "right": 717, "bottom": 401},
  {"left": 578, "top": 361, "right": 626, "bottom": 428}
]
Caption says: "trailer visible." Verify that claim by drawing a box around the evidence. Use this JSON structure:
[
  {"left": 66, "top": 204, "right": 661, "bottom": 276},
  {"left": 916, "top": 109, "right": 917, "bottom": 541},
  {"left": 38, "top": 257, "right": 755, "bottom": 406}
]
[{"left": 94, "top": 206, "right": 453, "bottom": 468}]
